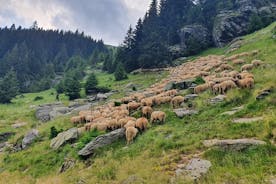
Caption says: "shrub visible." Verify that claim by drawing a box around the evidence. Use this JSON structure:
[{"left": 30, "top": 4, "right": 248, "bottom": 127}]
[
  {"left": 194, "top": 76, "right": 205, "bottom": 85},
  {"left": 114, "top": 62, "right": 128, "bottom": 81},
  {"left": 49, "top": 126, "right": 63, "bottom": 139},
  {"left": 114, "top": 101, "right": 122, "bottom": 106},
  {"left": 33, "top": 96, "right": 44, "bottom": 101}
]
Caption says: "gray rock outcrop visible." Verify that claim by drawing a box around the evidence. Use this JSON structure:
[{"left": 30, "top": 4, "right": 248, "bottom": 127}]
[
  {"left": 50, "top": 128, "right": 79, "bottom": 149},
  {"left": 174, "top": 108, "right": 198, "bottom": 118},
  {"left": 22, "top": 129, "right": 39, "bottom": 149},
  {"left": 203, "top": 138, "right": 266, "bottom": 151},
  {"left": 0, "top": 132, "right": 15, "bottom": 142},
  {"left": 78, "top": 128, "right": 125, "bottom": 157},
  {"left": 179, "top": 24, "right": 213, "bottom": 54}
]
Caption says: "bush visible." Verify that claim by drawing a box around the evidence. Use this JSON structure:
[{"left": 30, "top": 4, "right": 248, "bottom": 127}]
[
  {"left": 76, "top": 129, "right": 102, "bottom": 150},
  {"left": 114, "top": 101, "right": 122, "bottom": 106},
  {"left": 114, "top": 62, "right": 128, "bottom": 81},
  {"left": 49, "top": 126, "right": 63, "bottom": 139},
  {"left": 194, "top": 76, "right": 205, "bottom": 85},
  {"left": 33, "top": 96, "right": 43, "bottom": 101}
]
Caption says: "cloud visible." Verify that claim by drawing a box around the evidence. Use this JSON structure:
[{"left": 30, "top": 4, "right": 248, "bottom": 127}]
[{"left": 0, "top": 0, "right": 151, "bottom": 45}]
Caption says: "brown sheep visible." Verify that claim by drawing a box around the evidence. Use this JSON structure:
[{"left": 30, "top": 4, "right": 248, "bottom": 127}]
[
  {"left": 251, "top": 60, "right": 263, "bottom": 67},
  {"left": 212, "top": 83, "right": 221, "bottom": 95},
  {"left": 150, "top": 111, "right": 166, "bottom": 124},
  {"left": 241, "top": 64, "right": 254, "bottom": 71},
  {"left": 135, "top": 117, "right": 149, "bottom": 131},
  {"left": 124, "top": 120, "right": 136, "bottom": 129},
  {"left": 141, "top": 98, "right": 153, "bottom": 107},
  {"left": 171, "top": 96, "right": 185, "bottom": 108},
  {"left": 142, "top": 106, "right": 153, "bottom": 119},
  {"left": 165, "top": 89, "right": 178, "bottom": 96},
  {"left": 70, "top": 116, "right": 82, "bottom": 124},
  {"left": 160, "top": 96, "right": 172, "bottom": 104},
  {"left": 127, "top": 102, "right": 141, "bottom": 112},
  {"left": 194, "top": 83, "right": 209, "bottom": 94},
  {"left": 125, "top": 127, "right": 139, "bottom": 145},
  {"left": 232, "top": 59, "right": 246, "bottom": 65},
  {"left": 237, "top": 72, "right": 254, "bottom": 79},
  {"left": 219, "top": 80, "right": 237, "bottom": 94},
  {"left": 236, "top": 78, "right": 254, "bottom": 89}
]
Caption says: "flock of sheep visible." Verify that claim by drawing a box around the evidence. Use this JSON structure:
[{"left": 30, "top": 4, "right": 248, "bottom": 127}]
[{"left": 70, "top": 50, "right": 262, "bottom": 145}]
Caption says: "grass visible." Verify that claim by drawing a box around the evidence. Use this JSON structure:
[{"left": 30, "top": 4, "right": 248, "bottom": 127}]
[{"left": 0, "top": 22, "right": 275, "bottom": 183}]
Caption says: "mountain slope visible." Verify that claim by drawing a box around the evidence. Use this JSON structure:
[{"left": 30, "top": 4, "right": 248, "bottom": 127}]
[{"left": 0, "top": 22, "right": 275, "bottom": 184}]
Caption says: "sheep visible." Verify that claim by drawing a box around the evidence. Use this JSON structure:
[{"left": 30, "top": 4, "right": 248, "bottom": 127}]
[
  {"left": 171, "top": 96, "right": 185, "bottom": 108},
  {"left": 85, "top": 115, "right": 93, "bottom": 123},
  {"left": 77, "top": 127, "right": 86, "bottom": 135},
  {"left": 141, "top": 98, "right": 153, "bottom": 107},
  {"left": 70, "top": 116, "right": 82, "bottom": 124},
  {"left": 121, "top": 97, "right": 133, "bottom": 104},
  {"left": 135, "top": 117, "right": 149, "bottom": 131},
  {"left": 127, "top": 102, "right": 141, "bottom": 112},
  {"left": 160, "top": 96, "right": 172, "bottom": 104},
  {"left": 212, "top": 77, "right": 235, "bottom": 83},
  {"left": 125, "top": 127, "right": 139, "bottom": 145},
  {"left": 236, "top": 78, "right": 254, "bottom": 89},
  {"left": 251, "top": 59, "right": 263, "bottom": 67},
  {"left": 212, "top": 83, "right": 221, "bottom": 95},
  {"left": 150, "top": 111, "right": 166, "bottom": 124},
  {"left": 165, "top": 89, "right": 178, "bottom": 96},
  {"left": 142, "top": 106, "right": 153, "bottom": 119},
  {"left": 241, "top": 64, "right": 254, "bottom": 71},
  {"left": 219, "top": 80, "right": 237, "bottom": 94},
  {"left": 237, "top": 72, "right": 254, "bottom": 79},
  {"left": 194, "top": 83, "right": 209, "bottom": 94},
  {"left": 124, "top": 120, "right": 136, "bottom": 129},
  {"left": 232, "top": 59, "right": 246, "bottom": 65}
]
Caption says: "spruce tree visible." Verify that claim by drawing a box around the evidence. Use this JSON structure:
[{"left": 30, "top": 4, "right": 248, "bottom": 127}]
[
  {"left": 63, "top": 73, "right": 81, "bottom": 100},
  {"left": 85, "top": 73, "right": 98, "bottom": 94},
  {"left": 0, "top": 70, "right": 19, "bottom": 103},
  {"left": 114, "top": 62, "right": 128, "bottom": 81}
]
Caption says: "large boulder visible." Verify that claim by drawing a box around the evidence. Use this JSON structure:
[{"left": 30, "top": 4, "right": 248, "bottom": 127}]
[
  {"left": 78, "top": 128, "right": 125, "bottom": 157},
  {"left": 164, "top": 79, "right": 196, "bottom": 91},
  {"left": 22, "top": 129, "right": 39, "bottom": 149},
  {"left": 179, "top": 24, "right": 213, "bottom": 55},
  {"left": 174, "top": 108, "right": 198, "bottom": 118},
  {"left": 35, "top": 102, "right": 64, "bottom": 122},
  {"left": 203, "top": 138, "right": 266, "bottom": 151},
  {"left": 175, "top": 159, "right": 212, "bottom": 182},
  {"left": 50, "top": 128, "right": 79, "bottom": 149}
]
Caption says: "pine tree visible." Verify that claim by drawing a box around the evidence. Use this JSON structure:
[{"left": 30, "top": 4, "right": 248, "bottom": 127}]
[
  {"left": 0, "top": 70, "right": 19, "bottom": 103},
  {"left": 85, "top": 73, "right": 98, "bottom": 94},
  {"left": 114, "top": 62, "right": 128, "bottom": 81},
  {"left": 63, "top": 73, "right": 81, "bottom": 100}
]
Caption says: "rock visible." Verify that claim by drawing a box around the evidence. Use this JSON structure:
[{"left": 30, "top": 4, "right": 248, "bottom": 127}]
[
  {"left": 22, "top": 129, "right": 39, "bottom": 149},
  {"left": 175, "top": 159, "right": 211, "bottom": 181},
  {"left": 203, "top": 138, "right": 266, "bottom": 151},
  {"left": 96, "top": 93, "right": 108, "bottom": 101},
  {"left": 233, "top": 117, "right": 263, "bottom": 123},
  {"left": 0, "top": 142, "right": 7, "bottom": 152},
  {"left": 0, "top": 132, "right": 15, "bottom": 142},
  {"left": 209, "top": 95, "right": 226, "bottom": 104},
  {"left": 270, "top": 176, "right": 276, "bottom": 184},
  {"left": 11, "top": 121, "right": 27, "bottom": 128},
  {"left": 221, "top": 106, "right": 244, "bottom": 115},
  {"left": 35, "top": 102, "right": 64, "bottom": 122},
  {"left": 184, "top": 94, "right": 198, "bottom": 101},
  {"left": 70, "top": 104, "right": 91, "bottom": 114},
  {"left": 49, "top": 106, "right": 70, "bottom": 120},
  {"left": 256, "top": 88, "right": 273, "bottom": 100},
  {"left": 212, "top": 1, "right": 276, "bottom": 47},
  {"left": 164, "top": 81, "right": 175, "bottom": 91},
  {"left": 174, "top": 108, "right": 198, "bottom": 118},
  {"left": 179, "top": 24, "right": 213, "bottom": 55},
  {"left": 59, "top": 158, "right": 76, "bottom": 173},
  {"left": 50, "top": 128, "right": 79, "bottom": 149},
  {"left": 164, "top": 79, "right": 196, "bottom": 91},
  {"left": 121, "top": 175, "right": 145, "bottom": 184},
  {"left": 78, "top": 128, "right": 125, "bottom": 157},
  {"left": 225, "top": 37, "right": 244, "bottom": 54},
  {"left": 125, "top": 83, "right": 137, "bottom": 90}
]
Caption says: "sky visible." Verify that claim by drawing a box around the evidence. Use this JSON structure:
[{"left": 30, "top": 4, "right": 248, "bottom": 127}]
[{"left": 0, "top": 0, "right": 152, "bottom": 45}]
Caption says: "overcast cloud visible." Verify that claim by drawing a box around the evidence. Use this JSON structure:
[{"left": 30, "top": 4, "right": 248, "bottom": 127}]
[{"left": 0, "top": 0, "right": 151, "bottom": 45}]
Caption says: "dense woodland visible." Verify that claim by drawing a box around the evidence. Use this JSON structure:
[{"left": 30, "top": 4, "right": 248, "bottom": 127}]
[
  {"left": 0, "top": 22, "right": 108, "bottom": 94},
  {"left": 113, "top": 0, "right": 276, "bottom": 72}
]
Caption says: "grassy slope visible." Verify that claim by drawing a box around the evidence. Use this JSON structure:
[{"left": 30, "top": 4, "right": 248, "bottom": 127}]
[{"left": 0, "top": 22, "right": 275, "bottom": 184}]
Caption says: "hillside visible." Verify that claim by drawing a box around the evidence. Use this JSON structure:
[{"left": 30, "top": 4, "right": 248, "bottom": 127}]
[{"left": 0, "top": 22, "right": 275, "bottom": 184}]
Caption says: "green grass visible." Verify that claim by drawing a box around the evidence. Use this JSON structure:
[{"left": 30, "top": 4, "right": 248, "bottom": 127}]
[{"left": 0, "top": 22, "right": 275, "bottom": 183}]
